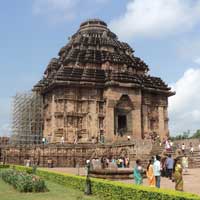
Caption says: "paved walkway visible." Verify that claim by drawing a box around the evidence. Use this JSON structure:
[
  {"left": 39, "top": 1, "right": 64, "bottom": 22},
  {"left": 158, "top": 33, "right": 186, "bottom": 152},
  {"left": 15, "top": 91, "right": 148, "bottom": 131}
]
[
  {"left": 44, "top": 167, "right": 200, "bottom": 195},
  {"left": 121, "top": 169, "right": 200, "bottom": 195}
]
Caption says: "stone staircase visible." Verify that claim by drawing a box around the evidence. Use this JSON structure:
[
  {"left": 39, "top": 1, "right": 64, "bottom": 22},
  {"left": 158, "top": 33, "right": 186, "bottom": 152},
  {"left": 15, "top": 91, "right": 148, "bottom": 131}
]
[
  {"left": 150, "top": 144, "right": 164, "bottom": 156},
  {"left": 188, "top": 151, "right": 200, "bottom": 168},
  {"left": 150, "top": 144, "right": 200, "bottom": 168}
]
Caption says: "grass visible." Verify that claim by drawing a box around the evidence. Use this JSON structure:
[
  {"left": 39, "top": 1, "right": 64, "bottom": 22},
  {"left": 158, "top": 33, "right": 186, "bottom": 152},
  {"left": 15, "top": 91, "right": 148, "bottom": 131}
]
[{"left": 0, "top": 178, "right": 100, "bottom": 200}]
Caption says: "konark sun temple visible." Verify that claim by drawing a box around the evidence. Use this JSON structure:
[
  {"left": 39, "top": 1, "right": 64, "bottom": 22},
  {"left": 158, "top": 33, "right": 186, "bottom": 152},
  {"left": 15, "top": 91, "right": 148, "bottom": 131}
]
[
  {"left": 1, "top": 19, "right": 175, "bottom": 167},
  {"left": 34, "top": 19, "right": 174, "bottom": 144}
]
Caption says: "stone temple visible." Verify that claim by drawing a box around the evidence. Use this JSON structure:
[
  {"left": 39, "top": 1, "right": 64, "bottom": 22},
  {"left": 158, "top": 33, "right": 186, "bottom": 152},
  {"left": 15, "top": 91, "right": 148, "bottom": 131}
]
[{"left": 34, "top": 19, "right": 174, "bottom": 144}]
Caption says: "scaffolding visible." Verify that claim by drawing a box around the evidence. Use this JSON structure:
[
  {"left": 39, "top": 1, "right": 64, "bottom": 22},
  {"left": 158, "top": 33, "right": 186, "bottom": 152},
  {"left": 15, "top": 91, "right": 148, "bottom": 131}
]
[{"left": 11, "top": 91, "right": 43, "bottom": 145}]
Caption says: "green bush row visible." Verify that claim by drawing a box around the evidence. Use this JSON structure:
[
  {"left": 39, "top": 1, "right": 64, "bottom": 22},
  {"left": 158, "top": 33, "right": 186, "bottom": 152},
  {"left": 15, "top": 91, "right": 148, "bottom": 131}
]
[
  {"left": 0, "top": 164, "right": 10, "bottom": 169},
  {"left": 11, "top": 165, "right": 200, "bottom": 200},
  {"left": 0, "top": 168, "right": 48, "bottom": 193}
]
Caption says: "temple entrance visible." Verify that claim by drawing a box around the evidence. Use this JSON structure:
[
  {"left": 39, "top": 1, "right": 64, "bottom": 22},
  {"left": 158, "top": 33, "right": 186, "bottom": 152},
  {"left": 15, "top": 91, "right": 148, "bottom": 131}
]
[
  {"left": 114, "top": 95, "right": 133, "bottom": 136},
  {"left": 118, "top": 115, "right": 127, "bottom": 134}
]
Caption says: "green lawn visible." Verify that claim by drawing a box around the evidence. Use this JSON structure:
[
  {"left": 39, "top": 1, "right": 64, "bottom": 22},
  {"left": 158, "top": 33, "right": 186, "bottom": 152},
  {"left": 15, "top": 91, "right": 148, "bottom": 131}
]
[{"left": 0, "top": 179, "right": 99, "bottom": 200}]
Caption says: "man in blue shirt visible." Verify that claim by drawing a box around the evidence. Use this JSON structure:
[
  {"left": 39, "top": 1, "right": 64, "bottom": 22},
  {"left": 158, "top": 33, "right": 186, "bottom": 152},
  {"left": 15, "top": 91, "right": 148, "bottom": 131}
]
[
  {"left": 153, "top": 155, "right": 161, "bottom": 188},
  {"left": 166, "top": 154, "right": 174, "bottom": 179}
]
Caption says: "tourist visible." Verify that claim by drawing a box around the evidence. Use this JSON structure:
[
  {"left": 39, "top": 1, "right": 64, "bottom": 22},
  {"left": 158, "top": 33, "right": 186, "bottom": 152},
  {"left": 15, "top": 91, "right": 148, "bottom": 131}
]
[
  {"left": 116, "top": 158, "right": 121, "bottom": 168},
  {"left": 190, "top": 142, "right": 194, "bottom": 155},
  {"left": 198, "top": 143, "right": 200, "bottom": 155},
  {"left": 182, "top": 154, "right": 188, "bottom": 173},
  {"left": 153, "top": 155, "right": 161, "bottom": 188},
  {"left": 170, "top": 140, "right": 173, "bottom": 148},
  {"left": 125, "top": 157, "right": 130, "bottom": 168},
  {"left": 165, "top": 140, "right": 171, "bottom": 151},
  {"left": 146, "top": 159, "right": 155, "bottom": 187},
  {"left": 181, "top": 143, "right": 185, "bottom": 154},
  {"left": 166, "top": 154, "right": 174, "bottom": 180},
  {"left": 60, "top": 135, "right": 64, "bottom": 144},
  {"left": 160, "top": 156, "right": 167, "bottom": 177},
  {"left": 112, "top": 157, "right": 116, "bottom": 164},
  {"left": 133, "top": 159, "right": 143, "bottom": 185},
  {"left": 26, "top": 159, "right": 30, "bottom": 167},
  {"left": 173, "top": 158, "right": 183, "bottom": 191}
]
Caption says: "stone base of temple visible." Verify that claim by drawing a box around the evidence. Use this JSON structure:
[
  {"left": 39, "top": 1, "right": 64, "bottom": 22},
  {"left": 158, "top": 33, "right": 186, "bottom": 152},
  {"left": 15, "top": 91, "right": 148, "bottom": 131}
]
[{"left": 0, "top": 140, "right": 152, "bottom": 168}]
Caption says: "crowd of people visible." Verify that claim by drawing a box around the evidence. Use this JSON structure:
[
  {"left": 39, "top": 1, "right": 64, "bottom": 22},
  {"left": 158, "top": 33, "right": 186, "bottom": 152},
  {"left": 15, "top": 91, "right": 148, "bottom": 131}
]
[
  {"left": 90, "top": 156, "right": 130, "bottom": 169},
  {"left": 133, "top": 154, "right": 185, "bottom": 191}
]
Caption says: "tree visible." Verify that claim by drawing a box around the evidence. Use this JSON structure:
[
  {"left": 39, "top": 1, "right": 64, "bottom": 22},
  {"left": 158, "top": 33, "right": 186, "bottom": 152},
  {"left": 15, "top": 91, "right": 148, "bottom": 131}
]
[{"left": 191, "top": 129, "right": 200, "bottom": 138}]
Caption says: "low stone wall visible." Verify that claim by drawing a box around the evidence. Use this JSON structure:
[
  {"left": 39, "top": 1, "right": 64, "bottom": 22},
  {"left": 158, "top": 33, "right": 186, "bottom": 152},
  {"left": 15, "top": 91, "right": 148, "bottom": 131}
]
[
  {"left": 90, "top": 169, "right": 133, "bottom": 179},
  {"left": 0, "top": 140, "right": 153, "bottom": 167},
  {"left": 174, "top": 138, "right": 200, "bottom": 150}
]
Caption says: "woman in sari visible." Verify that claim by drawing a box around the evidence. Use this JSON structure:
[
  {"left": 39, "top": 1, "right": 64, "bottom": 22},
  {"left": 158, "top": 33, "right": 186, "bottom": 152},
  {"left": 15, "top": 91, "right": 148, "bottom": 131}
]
[
  {"left": 146, "top": 159, "right": 155, "bottom": 187},
  {"left": 173, "top": 158, "right": 183, "bottom": 191},
  {"left": 133, "top": 159, "right": 143, "bottom": 185}
]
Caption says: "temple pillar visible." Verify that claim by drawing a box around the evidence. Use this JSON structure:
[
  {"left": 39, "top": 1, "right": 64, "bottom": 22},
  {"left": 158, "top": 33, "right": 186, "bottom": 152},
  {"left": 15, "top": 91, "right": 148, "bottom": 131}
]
[
  {"left": 131, "top": 104, "right": 142, "bottom": 139},
  {"left": 51, "top": 94, "right": 56, "bottom": 142},
  {"left": 142, "top": 105, "right": 149, "bottom": 138},
  {"left": 158, "top": 106, "right": 165, "bottom": 140},
  {"left": 105, "top": 105, "right": 115, "bottom": 142}
]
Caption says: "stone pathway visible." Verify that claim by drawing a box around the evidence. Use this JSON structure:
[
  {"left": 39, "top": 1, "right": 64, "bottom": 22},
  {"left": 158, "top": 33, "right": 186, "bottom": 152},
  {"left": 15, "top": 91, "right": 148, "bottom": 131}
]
[
  {"left": 121, "top": 169, "right": 200, "bottom": 195},
  {"left": 43, "top": 167, "right": 200, "bottom": 195}
]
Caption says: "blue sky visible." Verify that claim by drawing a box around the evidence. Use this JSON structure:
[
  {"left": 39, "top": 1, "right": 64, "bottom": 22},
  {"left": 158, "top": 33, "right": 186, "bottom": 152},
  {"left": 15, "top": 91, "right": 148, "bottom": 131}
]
[{"left": 1, "top": 0, "right": 200, "bottom": 136}]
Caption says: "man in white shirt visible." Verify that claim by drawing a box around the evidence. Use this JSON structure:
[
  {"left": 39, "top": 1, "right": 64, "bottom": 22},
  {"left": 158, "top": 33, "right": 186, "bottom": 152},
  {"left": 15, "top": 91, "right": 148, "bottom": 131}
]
[
  {"left": 181, "top": 143, "right": 185, "bottom": 153},
  {"left": 153, "top": 155, "right": 161, "bottom": 188}
]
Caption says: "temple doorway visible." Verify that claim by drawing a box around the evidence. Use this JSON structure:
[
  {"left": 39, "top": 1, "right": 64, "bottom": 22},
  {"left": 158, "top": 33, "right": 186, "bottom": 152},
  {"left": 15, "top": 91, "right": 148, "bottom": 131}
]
[
  {"left": 114, "top": 95, "right": 133, "bottom": 136},
  {"left": 118, "top": 115, "right": 127, "bottom": 132}
]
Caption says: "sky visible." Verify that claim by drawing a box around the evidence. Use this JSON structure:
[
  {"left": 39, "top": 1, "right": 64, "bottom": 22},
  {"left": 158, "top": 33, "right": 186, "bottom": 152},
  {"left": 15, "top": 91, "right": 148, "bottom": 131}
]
[{"left": 0, "top": 0, "right": 200, "bottom": 136}]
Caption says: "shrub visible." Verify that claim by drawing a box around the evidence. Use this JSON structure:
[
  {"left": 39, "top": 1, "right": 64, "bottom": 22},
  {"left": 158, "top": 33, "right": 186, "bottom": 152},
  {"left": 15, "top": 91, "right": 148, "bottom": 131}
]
[
  {"left": 0, "top": 169, "right": 48, "bottom": 192},
  {"left": 11, "top": 165, "right": 200, "bottom": 200},
  {"left": 0, "top": 164, "right": 10, "bottom": 169}
]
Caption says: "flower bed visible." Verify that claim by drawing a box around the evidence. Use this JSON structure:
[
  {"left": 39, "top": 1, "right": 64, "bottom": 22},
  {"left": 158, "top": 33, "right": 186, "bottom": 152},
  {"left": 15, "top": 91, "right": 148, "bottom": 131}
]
[{"left": 0, "top": 169, "right": 48, "bottom": 192}]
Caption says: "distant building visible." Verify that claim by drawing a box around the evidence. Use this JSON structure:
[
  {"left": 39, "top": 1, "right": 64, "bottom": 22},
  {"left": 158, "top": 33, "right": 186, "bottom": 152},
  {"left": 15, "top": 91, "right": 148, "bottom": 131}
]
[{"left": 33, "top": 19, "right": 174, "bottom": 144}]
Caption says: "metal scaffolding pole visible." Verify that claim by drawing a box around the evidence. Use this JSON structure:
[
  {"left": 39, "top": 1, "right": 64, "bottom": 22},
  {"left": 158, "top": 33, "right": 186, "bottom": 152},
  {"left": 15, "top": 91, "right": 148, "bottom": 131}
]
[{"left": 10, "top": 91, "right": 43, "bottom": 145}]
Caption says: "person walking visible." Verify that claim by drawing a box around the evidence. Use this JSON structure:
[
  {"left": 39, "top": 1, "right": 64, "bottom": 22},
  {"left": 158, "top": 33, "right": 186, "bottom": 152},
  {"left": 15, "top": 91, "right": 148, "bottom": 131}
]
[
  {"left": 153, "top": 155, "right": 161, "bottom": 188},
  {"left": 165, "top": 154, "right": 174, "bottom": 179},
  {"left": 190, "top": 143, "right": 194, "bottom": 155},
  {"left": 173, "top": 158, "right": 184, "bottom": 191},
  {"left": 182, "top": 154, "right": 188, "bottom": 173},
  {"left": 198, "top": 143, "right": 200, "bottom": 155},
  {"left": 146, "top": 158, "right": 155, "bottom": 187},
  {"left": 181, "top": 143, "right": 185, "bottom": 154},
  {"left": 133, "top": 159, "right": 143, "bottom": 185}
]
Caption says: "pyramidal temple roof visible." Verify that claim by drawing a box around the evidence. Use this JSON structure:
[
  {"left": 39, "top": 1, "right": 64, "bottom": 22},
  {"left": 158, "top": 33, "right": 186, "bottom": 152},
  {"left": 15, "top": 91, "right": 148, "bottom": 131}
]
[{"left": 34, "top": 19, "right": 173, "bottom": 95}]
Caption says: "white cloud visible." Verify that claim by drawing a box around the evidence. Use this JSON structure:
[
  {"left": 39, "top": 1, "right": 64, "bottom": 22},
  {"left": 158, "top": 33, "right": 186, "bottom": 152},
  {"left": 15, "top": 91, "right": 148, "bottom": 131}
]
[
  {"left": 169, "top": 68, "right": 200, "bottom": 134},
  {"left": 110, "top": 0, "right": 200, "bottom": 40}
]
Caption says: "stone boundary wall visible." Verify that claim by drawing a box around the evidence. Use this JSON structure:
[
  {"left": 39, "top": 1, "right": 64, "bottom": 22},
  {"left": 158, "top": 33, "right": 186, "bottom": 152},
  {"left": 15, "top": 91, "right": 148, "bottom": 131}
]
[{"left": 0, "top": 140, "right": 152, "bottom": 167}]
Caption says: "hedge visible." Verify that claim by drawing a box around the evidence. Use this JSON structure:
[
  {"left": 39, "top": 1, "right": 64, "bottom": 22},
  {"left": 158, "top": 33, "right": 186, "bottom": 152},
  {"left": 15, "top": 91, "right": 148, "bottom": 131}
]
[
  {"left": 7, "top": 165, "right": 200, "bottom": 200},
  {"left": 0, "top": 164, "right": 10, "bottom": 169}
]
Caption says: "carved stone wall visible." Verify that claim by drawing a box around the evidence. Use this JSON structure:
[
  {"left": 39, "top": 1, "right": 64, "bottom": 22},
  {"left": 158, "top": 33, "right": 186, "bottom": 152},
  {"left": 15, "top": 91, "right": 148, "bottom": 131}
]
[
  {"left": 142, "top": 93, "right": 168, "bottom": 140},
  {"left": 1, "top": 140, "right": 152, "bottom": 167},
  {"left": 43, "top": 87, "right": 104, "bottom": 143}
]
